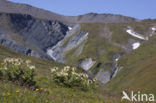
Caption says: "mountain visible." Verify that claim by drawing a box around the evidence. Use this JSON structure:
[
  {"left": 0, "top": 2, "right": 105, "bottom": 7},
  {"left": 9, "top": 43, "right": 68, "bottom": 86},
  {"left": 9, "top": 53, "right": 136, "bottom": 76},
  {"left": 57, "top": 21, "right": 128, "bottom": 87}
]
[
  {"left": 0, "top": 0, "right": 156, "bottom": 84},
  {"left": 0, "top": 0, "right": 72, "bottom": 23},
  {"left": 74, "top": 13, "right": 138, "bottom": 23},
  {"left": 0, "top": 0, "right": 156, "bottom": 102},
  {"left": 0, "top": 0, "right": 137, "bottom": 24}
]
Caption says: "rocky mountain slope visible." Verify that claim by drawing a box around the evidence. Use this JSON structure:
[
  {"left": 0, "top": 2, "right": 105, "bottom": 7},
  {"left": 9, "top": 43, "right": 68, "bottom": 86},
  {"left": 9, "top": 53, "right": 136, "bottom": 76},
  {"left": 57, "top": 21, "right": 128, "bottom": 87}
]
[
  {"left": 0, "top": 12, "right": 69, "bottom": 59},
  {"left": 61, "top": 21, "right": 156, "bottom": 84}
]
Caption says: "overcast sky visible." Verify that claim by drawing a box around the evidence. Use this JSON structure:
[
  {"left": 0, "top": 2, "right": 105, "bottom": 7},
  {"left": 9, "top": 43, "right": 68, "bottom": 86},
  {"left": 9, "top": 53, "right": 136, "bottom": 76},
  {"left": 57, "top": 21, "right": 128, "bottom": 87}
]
[{"left": 9, "top": 0, "right": 156, "bottom": 19}]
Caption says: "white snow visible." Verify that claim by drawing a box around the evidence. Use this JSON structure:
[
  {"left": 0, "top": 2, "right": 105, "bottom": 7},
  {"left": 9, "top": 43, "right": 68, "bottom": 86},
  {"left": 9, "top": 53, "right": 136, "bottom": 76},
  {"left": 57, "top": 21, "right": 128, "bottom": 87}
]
[
  {"left": 126, "top": 29, "right": 146, "bottom": 40},
  {"left": 68, "top": 27, "right": 72, "bottom": 30},
  {"left": 115, "top": 58, "right": 119, "bottom": 61},
  {"left": 152, "top": 27, "right": 156, "bottom": 31},
  {"left": 132, "top": 42, "right": 140, "bottom": 50}
]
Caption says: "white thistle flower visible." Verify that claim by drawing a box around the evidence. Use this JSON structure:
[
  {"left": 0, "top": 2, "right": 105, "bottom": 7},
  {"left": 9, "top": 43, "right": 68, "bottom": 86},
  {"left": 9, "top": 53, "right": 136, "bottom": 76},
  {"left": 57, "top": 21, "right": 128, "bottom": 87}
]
[
  {"left": 26, "top": 60, "right": 31, "bottom": 64},
  {"left": 29, "top": 65, "right": 35, "bottom": 70}
]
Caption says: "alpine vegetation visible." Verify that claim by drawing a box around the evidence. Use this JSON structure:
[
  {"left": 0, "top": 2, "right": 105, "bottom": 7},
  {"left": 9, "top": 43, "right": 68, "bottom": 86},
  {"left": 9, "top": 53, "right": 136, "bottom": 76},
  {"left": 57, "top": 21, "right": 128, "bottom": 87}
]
[
  {"left": 0, "top": 58, "right": 36, "bottom": 87},
  {"left": 50, "top": 66, "right": 96, "bottom": 91}
]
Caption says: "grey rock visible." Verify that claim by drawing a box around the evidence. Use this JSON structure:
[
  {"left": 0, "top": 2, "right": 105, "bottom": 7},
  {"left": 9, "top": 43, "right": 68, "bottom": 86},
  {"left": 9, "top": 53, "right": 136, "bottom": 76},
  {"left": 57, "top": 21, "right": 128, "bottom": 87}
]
[
  {"left": 95, "top": 53, "right": 122, "bottom": 84},
  {"left": 111, "top": 65, "right": 123, "bottom": 78},
  {"left": 46, "top": 24, "right": 81, "bottom": 63},
  {"left": 64, "top": 31, "right": 88, "bottom": 51},
  {"left": 46, "top": 25, "right": 88, "bottom": 63},
  {"left": 80, "top": 58, "right": 96, "bottom": 71},
  {"left": 73, "top": 40, "right": 87, "bottom": 57},
  {"left": 95, "top": 68, "right": 111, "bottom": 84},
  {"left": 0, "top": 13, "right": 69, "bottom": 59}
]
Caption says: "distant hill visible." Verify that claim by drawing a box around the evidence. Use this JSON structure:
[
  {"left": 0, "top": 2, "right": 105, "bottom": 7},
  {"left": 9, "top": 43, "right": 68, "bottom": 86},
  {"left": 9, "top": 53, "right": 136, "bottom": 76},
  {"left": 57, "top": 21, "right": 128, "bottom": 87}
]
[{"left": 0, "top": 0, "right": 137, "bottom": 23}]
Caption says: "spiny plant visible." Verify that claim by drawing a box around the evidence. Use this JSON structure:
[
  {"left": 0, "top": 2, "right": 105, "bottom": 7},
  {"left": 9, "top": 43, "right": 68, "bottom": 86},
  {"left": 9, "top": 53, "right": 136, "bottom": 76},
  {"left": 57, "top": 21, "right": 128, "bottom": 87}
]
[
  {"left": 50, "top": 66, "right": 96, "bottom": 91},
  {"left": 0, "top": 58, "right": 36, "bottom": 87}
]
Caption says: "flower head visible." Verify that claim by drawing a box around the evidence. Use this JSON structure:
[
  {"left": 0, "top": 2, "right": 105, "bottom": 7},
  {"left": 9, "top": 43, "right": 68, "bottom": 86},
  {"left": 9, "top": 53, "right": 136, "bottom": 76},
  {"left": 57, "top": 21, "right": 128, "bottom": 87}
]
[
  {"left": 16, "top": 90, "right": 20, "bottom": 93},
  {"left": 29, "top": 65, "right": 35, "bottom": 70},
  {"left": 35, "top": 88, "right": 39, "bottom": 91}
]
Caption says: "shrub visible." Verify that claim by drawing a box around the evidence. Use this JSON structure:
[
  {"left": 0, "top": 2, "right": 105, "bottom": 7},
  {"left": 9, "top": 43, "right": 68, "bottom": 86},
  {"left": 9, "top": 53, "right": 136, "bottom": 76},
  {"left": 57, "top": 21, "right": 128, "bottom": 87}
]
[
  {"left": 0, "top": 58, "right": 36, "bottom": 87},
  {"left": 50, "top": 66, "right": 96, "bottom": 91}
]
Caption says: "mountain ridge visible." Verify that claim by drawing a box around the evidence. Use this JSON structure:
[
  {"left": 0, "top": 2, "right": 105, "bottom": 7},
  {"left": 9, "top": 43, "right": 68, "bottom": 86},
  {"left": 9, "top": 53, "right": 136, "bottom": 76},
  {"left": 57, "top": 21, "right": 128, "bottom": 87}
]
[{"left": 0, "top": 0, "right": 138, "bottom": 24}]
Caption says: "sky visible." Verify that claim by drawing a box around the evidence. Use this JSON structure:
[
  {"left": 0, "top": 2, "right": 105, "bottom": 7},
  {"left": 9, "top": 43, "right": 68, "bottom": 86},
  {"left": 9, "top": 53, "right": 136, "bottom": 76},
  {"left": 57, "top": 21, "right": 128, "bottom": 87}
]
[{"left": 9, "top": 0, "right": 156, "bottom": 20}]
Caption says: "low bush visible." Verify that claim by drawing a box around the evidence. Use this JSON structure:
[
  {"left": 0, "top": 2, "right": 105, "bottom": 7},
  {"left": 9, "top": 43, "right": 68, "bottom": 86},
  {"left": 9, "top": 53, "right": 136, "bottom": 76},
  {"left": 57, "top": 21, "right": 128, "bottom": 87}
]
[
  {"left": 0, "top": 58, "right": 36, "bottom": 87},
  {"left": 50, "top": 66, "right": 96, "bottom": 91}
]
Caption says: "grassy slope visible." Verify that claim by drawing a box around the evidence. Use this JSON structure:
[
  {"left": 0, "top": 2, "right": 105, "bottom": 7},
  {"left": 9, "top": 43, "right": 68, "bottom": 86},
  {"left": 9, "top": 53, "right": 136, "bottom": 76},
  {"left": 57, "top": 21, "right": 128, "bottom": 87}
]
[
  {"left": 0, "top": 44, "right": 116, "bottom": 103},
  {"left": 65, "top": 23, "right": 125, "bottom": 72},
  {"left": 65, "top": 20, "right": 156, "bottom": 74},
  {"left": 107, "top": 35, "right": 156, "bottom": 95},
  {"left": 64, "top": 21, "right": 156, "bottom": 102},
  {"left": 0, "top": 44, "right": 65, "bottom": 76}
]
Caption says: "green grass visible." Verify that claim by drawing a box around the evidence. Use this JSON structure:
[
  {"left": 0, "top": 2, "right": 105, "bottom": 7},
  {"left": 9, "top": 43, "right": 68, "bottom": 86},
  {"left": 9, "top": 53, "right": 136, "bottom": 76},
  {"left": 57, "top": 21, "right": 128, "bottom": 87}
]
[
  {"left": 0, "top": 44, "right": 122, "bottom": 103},
  {"left": 108, "top": 24, "right": 140, "bottom": 45},
  {"left": 106, "top": 35, "right": 156, "bottom": 96},
  {"left": 69, "top": 23, "right": 125, "bottom": 73},
  {"left": 129, "top": 20, "right": 156, "bottom": 35},
  {"left": 0, "top": 79, "right": 106, "bottom": 103},
  {"left": 64, "top": 22, "right": 155, "bottom": 74}
]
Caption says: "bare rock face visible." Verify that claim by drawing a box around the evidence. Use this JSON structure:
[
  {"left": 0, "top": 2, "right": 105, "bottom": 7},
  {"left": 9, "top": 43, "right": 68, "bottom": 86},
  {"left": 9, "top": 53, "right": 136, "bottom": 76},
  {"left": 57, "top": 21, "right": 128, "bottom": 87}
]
[
  {"left": 95, "top": 69, "right": 111, "bottom": 84},
  {"left": 80, "top": 58, "right": 96, "bottom": 71},
  {"left": 0, "top": 13, "right": 69, "bottom": 59},
  {"left": 64, "top": 31, "right": 88, "bottom": 51},
  {"left": 47, "top": 24, "right": 88, "bottom": 63}
]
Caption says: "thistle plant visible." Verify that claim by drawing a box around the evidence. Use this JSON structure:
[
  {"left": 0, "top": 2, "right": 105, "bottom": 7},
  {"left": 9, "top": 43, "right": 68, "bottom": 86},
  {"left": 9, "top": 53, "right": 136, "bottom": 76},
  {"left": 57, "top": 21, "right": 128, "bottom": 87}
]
[
  {"left": 50, "top": 66, "right": 96, "bottom": 91},
  {"left": 0, "top": 58, "right": 36, "bottom": 87}
]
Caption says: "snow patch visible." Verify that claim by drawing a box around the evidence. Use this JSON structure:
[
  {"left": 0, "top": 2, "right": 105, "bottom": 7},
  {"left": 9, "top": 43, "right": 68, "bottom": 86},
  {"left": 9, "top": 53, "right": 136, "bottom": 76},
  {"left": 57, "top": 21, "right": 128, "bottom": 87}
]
[
  {"left": 152, "top": 27, "right": 156, "bottom": 31},
  {"left": 132, "top": 42, "right": 140, "bottom": 50},
  {"left": 68, "top": 27, "right": 72, "bottom": 30},
  {"left": 115, "top": 57, "right": 119, "bottom": 61},
  {"left": 126, "top": 29, "right": 146, "bottom": 40}
]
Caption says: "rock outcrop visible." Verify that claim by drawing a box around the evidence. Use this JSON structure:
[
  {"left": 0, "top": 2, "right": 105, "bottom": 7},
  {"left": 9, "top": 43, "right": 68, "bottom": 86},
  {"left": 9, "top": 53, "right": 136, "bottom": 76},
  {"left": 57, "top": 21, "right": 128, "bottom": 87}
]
[
  {"left": 80, "top": 58, "right": 96, "bottom": 71},
  {"left": 47, "top": 24, "right": 89, "bottom": 63},
  {"left": 0, "top": 13, "right": 69, "bottom": 59}
]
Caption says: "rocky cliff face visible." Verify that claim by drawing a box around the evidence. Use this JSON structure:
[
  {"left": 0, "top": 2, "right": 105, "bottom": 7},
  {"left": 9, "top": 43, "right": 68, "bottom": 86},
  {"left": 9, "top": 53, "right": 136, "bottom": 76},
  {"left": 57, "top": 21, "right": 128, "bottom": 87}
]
[
  {"left": 47, "top": 24, "right": 89, "bottom": 63},
  {"left": 0, "top": 13, "right": 69, "bottom": 59}
]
